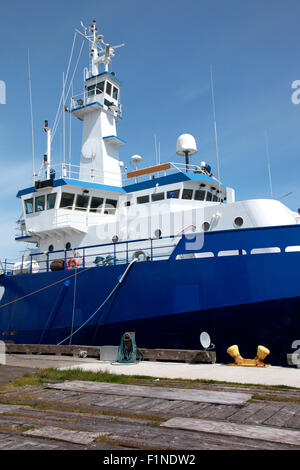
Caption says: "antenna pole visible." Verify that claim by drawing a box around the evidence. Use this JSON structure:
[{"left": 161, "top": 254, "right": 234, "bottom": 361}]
[
  {"left": 154, "top": 134, "right": 158, "bottom": 165},
  {"left": 62, "top": 72, "right": 66, "bottom": 172},
  {"left": 158, "top": 141, "right": 161, "bottom": 165},
  {"left": 210, "top": 65, "right": 222, "bottom": 201},
  {"left": 46, "top": 123, "right": 51, "bottom": 179},
  {"left": 27, "top": 50, "right": 35, "bottom": 183},
  {"left": 265, "top": 130, "right": 273, "bottom": 198}
]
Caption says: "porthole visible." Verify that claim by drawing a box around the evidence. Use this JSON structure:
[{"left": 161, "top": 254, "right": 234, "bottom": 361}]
[
  {"left": 154, "top": 229, "right": 162, "bottom": 238},
  {"left": 112, "top": 235, "right": 119, "bottom": 243},
  {"left": 202, "top": 222, "right": 210, "bottom": 232},
  {"left": 48, "top": 245, "right": 54, "bottom": 252},
  {"left": 234, "top": 217, "right": 244, "bottom": 227},
  {"left": 65, "top": 242, "right": 71, "bottom": 250}
]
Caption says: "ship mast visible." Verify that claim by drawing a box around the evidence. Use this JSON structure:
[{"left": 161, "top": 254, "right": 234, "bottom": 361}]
[{"left": 71, "top": 20, "right": 126, "bottom": 186}]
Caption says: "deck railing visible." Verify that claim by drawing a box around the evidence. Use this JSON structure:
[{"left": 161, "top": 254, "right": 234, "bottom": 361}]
[
  {"left": 4, "top": 224, "right": 300, "bottom": 276},
  {"left": 3, "top": 235, "right": 179, "bottom": 275}
]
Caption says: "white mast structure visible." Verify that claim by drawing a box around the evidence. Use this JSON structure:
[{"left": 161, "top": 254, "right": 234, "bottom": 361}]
[
  {"left": 43, "top": 120, "right": 52, "bottom": 180},
  {"left": 72, "top": 20, "right": 125, "bottom": 186}
]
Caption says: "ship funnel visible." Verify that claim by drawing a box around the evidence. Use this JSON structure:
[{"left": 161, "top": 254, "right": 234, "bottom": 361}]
[{"left": 176, "top": 134, "right": 197, "bottom": 172}]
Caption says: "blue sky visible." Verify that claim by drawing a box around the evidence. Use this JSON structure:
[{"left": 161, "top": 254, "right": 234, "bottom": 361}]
[{"left": 1, "top": 0, "right": 300, "bottom": 259}]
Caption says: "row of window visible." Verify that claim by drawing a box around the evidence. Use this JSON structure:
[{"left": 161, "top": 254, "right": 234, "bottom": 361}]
[
  {"left": 87, "top": 81, "right": 119, "bottom": 100},
  {"left": 24, "top": 193, "right": 118, "bottom": 215},
  {"left": 135, "top": 188, "right": 224, "bottom": 205},
  {"left": 24, "top": 186, "right": 224, "bottom": 215},
  {"left": 25, "top": 193, "right": 57, "bottom": 214}
]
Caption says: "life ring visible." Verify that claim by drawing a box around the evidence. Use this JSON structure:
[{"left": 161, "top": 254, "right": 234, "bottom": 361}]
[
  {"left": 132, "top": 250, "right": 149, "bottom": 261},
  {"left": 67, "top": 258, "right": 80, "bottom": 270}
]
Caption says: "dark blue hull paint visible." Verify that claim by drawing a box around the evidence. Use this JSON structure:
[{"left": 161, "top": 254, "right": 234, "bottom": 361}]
[{"left": 1, "top": 241, "right": 300, "bottom": 366}]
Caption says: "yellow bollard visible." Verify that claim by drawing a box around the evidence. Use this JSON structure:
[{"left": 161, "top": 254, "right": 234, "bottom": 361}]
[
  {"left": 227, "top": 344, "right": 270, "bottom": 367},
  {"left": 256, "top": 345, "right": 270, "bottom": 362}
]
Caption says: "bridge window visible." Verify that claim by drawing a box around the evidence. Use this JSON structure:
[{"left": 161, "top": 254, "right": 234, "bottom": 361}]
[
  {"left": 182, "top": 189, "right": 193, "bottom": 200},
  {"left": 104, "top": 198, "right": 117, "bottom": 215},
  {"left": 152, "top": 192, "right": 165, "bottom": 202},
  {"left": 24, "top": 198, "right": 34, "bottom": 214},
  {"left": 195, "top": 190, "right": 206, "bottom": 201},
  {"left": 137, "top": 195, "right": 149, "bottom": 204},
  {"left": 35, "top": 195, "right": 45, "bottom": 212},
  {"left": 113, "top": 87, "right": 119, "bottom": 100},
  {"left": 206, "top": 192, "right": 212, "bottom": 201},
  {"left": 75, "top": 194, "right": 90, "bottom": 211},
  {"left": 106, "top": 82, "right": 112, "bottom": 95},
  {"left": 167, "top": 190, "right": 180, "bottom": 199},
  {"left": 47, "top": 193, "right": 57, "bottom": 210},
  {"left": 90, "top": 197, "right": 104, "bottom": 213},
  {"left": 96, "top": 81, "right": 104, "bottom": 94},
  {"left": 60, "top": 192, "right": 75, "bottom": 209},
  {"left": 87, "top": 82, "right": 104, "bottom": 97}
]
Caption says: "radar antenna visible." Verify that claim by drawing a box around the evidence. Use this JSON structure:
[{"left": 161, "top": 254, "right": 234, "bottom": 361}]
[{"left": 75, "top": 20, "right": 124, "bottom": 75}]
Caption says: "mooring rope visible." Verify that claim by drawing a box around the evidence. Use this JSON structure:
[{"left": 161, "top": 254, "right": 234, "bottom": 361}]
[
  {"left": 57, "top": 258, "right": 137, "bottom": 345},
  {"left": 0, "top": 265, "right": 95, "bottom": 310}
]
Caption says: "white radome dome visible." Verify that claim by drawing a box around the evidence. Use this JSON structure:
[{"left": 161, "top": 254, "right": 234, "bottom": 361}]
[
  {"left": 130, "top": 155, "right": 143, "bottom": 164},
  {"left": 176, "top": 134, "right": 197, "bottom": 156}
]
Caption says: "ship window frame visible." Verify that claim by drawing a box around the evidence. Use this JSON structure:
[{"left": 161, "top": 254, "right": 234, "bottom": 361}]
[
  {"left": 24, "top": 198, "right": 34, "bottom": 215},
  {"left": 104, "top": 198, "right": 118, "bottom": 215},
  {"left": 90, "top": 196, "right": 104, "bottom": 213},
  {"left": 137, "top": 195, "right": 150, "bottom": 204},
  {"left": 195, "top": 190, "right": 206, "bottom": 201},
  {"left": 96, "top": 81, "right": 104, "bottom": 94},
  {"left": 106, "top": 81, "right": 112, "bottom": 96},
  {"left": 182, "top": 189, "right": 193, "bottom": 200},
  {"left": 35, "top": 195, "right": 45, "bottom": 212},
  {"left": 113, "top": 86, "right": 119, "bottom": 100},
  {"left": 87, "top": 84, "right": 96, "bottom": 97},
  {"left": 167, "top": 189, "right": 180, "bottom": 199},
  {"left": 206, "top": 192, "right": 212, "bottom": 201},
  {"left": 151, "top": 192, "right": 165, "bottom": 202},
  {"left": 47, "top": 193, "right": 57, "bottom": 210},
  {"left": 60, "top": 192, "right": 75, "bottom": 210},
  {"left": 75, "top": 194, "right": 90, "bottom": 211}
]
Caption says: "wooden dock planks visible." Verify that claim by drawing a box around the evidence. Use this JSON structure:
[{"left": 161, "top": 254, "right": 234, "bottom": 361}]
[
  {"left": 23, "top": 426, "right": 106, "bottom": 445},
  {"left": 161, "top": 417, "right": 300, "bottom": 446},
  {"left": 47, "top": 381, "right": 252, "bottom": 405}
]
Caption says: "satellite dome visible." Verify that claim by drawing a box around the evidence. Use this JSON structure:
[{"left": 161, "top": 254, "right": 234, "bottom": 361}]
[
  {"left": 176, "top": 134, "right": 197, "bottom": 156},
  {"left": 130, "top": 154, "right": 143, "bottom": 164}
]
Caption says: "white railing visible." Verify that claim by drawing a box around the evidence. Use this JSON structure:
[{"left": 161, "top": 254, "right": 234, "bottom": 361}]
[
  {"left": 124, "top": 162, "right": 219, "bottom": 185},
  {"left": 34, "top": 163, "right": 122, "bottom": 185},
  {"left": 70, "top": 89, "right": 122, "bottom": 117}
]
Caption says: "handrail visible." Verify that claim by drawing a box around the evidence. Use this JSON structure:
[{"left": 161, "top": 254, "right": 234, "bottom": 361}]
[
  {"left": 124, "top": 161, "right": 220, "bottom": 185},
  {"left": 34, "top": 162, "right": 122, "bottom": 184},
  {"left": 5, "top": 224, "right": 300, "bottom": 276}
]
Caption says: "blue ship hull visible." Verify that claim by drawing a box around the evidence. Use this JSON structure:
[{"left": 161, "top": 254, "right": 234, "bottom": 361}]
[{"left": 1, "top": 226, "right": 300, "bottom": 366}]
